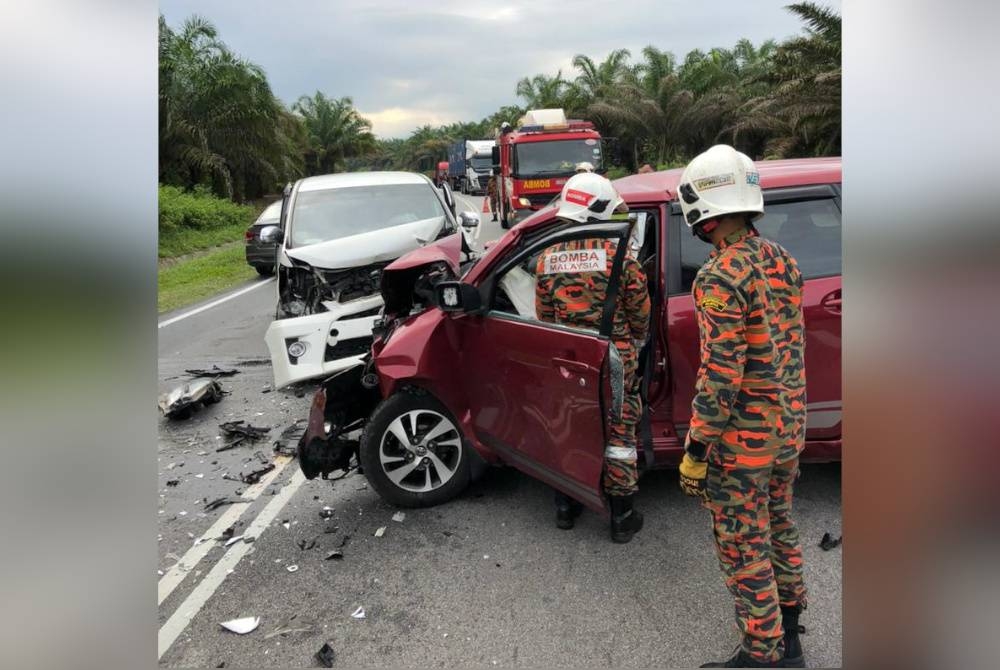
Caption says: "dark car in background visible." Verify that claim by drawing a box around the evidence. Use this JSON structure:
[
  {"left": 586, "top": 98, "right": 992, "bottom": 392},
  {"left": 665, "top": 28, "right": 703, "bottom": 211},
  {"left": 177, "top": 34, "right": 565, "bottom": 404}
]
[{"left": 245, "top": 200, "right": 282, "bottom": 275}]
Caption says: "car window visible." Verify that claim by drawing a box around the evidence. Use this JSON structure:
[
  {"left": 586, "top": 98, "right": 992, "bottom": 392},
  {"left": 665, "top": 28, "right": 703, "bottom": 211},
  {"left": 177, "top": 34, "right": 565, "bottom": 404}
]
[
  {"left": 492, "top": 231, "right": 630, "bottom": 336},
  {"left": 290, "top": 183, "right": 446, "bottom": 247},
  {"left": 679, "top": 197, "right": 842, "bottom": 293},
  {"left": 256, "top": 200, "right": 282, "bottom": 225}
]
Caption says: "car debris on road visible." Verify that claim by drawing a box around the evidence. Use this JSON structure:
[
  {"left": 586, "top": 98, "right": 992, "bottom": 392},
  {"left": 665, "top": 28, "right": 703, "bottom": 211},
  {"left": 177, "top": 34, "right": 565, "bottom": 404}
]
[
  {"left": 240, "top": 463, "right": 275, "bottom": 485},
  {"left": 184, "top": 365, "right": 240, "bottom": 378},
  {"left": 158, "top": 379, "right": 224, "bottom": 420},
  {"left": 272, "top": 419, "right": 306, "bottom": 456},
  {"left": 217, "top": 421, "right": 271, "bottom": 450},
  {"left": 392, "top": 511, "right": 406, "bottom": 523},
  {"left": 264, "top": 614, "right": 316, "bottom": 640},
  {"left": 204, "top": 497, "right": 239, "bottom": 512},
  {"left": 819, "top": 532, "right": 842, "bottom": 551},
  {"left": 350, "top": 606, "right": 366, "bottom": 619},
  {"left": 374, "top": 526, "right": 386, "bottom": 538},
  {"left": 218, "top": 616, "right": 260, "bottom": 635},
  {"left": 315, "top": 641, "right": 337, "bottom": 667}
]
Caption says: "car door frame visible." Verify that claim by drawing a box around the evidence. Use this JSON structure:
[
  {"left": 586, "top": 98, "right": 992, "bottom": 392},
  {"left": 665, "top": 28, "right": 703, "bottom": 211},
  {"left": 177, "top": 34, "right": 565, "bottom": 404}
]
[{"left": 464, "top": 220, "right": 635, "bottom": 511}]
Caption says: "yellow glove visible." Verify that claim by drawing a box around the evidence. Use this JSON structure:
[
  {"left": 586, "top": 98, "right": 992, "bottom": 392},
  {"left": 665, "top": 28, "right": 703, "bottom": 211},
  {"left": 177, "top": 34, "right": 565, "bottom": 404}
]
[{"left": 679, "top": 453, "right": 708, "bottom": 502}]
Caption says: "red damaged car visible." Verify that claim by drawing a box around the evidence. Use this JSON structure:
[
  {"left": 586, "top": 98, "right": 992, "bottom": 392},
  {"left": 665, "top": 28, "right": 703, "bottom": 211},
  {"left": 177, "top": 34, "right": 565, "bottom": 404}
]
[{"left": 297, "top": 157, "right": 842, "bottom": 513}]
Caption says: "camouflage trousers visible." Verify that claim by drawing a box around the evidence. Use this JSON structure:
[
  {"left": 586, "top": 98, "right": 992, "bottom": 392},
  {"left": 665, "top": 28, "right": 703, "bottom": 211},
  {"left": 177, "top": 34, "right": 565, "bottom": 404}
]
[
  {"left": 705, "top": 453, "right": 808, "bottom": 664},
  {"left": 602, "top": 378, "right": 641, "bottom": 496}
]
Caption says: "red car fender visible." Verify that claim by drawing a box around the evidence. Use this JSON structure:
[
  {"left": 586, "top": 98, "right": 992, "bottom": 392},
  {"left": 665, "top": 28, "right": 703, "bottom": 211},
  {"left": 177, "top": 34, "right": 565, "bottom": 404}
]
[{"left": 374, "top": 309, "right": 500, "bottom": 465}]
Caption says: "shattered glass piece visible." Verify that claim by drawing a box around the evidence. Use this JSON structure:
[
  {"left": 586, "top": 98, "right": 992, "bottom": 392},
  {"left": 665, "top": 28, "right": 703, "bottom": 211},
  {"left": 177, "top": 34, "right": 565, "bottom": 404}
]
[
  {"left": 350, "top": 606, "right": 366, "bottom": 619},
  {"left": 374, "top": 526, "right": 386, "bottom": 538},
  {"left": 392, "top": 511, "right": 406, "bottom": 523}
]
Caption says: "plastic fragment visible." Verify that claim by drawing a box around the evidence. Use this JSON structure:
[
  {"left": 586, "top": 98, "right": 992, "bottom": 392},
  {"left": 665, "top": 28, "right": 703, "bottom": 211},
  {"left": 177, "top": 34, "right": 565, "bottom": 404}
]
[
  {"left": 374, "top": 526, "right": 386, "bottom": 538},
  {"left": 392, "top": 511, "right": 406, "bottom": 523},
  {"left": 219, "top": 617, "right": 259, "bottom": 635},
  {"left": 351, "top": 606, "right": 366, "bottom": 619}
]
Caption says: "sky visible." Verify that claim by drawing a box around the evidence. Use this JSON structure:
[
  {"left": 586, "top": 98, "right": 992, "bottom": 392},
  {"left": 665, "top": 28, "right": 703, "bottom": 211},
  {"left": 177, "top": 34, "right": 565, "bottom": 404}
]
[{"left": 159, "top": 0, "right": 841, "bottom": 139}]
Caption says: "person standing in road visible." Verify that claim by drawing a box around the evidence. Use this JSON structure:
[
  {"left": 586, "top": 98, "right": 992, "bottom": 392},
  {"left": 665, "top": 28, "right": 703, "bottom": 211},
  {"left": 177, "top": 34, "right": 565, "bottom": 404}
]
[
  {"left": 534, "top": 173, "right": 651, "bottom": 543},
  {"left": 675, "top": 144, "right": 808, "bottom": 668},
  {"left": 486, "top": 171, "right": 499, "bottom": 222}
]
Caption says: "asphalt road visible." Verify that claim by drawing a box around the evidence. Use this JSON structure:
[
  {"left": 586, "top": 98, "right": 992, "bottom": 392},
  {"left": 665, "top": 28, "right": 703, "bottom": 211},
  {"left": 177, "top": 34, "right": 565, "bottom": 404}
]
[{"left": 157, "top": 194, "right": 842, "bottom": 668}]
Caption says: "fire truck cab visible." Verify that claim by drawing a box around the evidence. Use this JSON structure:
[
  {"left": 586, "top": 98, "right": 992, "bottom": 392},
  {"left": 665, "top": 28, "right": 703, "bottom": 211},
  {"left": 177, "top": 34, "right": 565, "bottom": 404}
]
[{"left": 491, "top": 109, "right": 603, "bottom": 229}]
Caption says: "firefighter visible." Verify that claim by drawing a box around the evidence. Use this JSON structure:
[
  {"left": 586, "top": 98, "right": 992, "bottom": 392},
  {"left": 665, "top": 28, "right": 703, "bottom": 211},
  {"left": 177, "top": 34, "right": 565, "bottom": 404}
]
[
  {"left": 676, "top": 145, "right": 808, "bottom": 668},
  {"left": 486, "top": 171, "right": 499, "bottom": 222},
  {"left": 534, "top": 173, "right": 651, "bottom": 543}
]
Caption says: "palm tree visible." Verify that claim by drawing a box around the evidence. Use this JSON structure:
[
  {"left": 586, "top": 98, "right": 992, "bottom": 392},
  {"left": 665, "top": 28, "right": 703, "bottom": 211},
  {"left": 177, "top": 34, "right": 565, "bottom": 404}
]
[
  {"left": 731, "top": 2, "right": 841, "bottom": 157},
  {"left": 515, "top": 72, "right": 571, "bottom": 109},
  {"left": 293, "top": 93, "right": 376, "bottom": 174},
  {"left": 159, "top": 14, "right": 306, "bottom": 199}
]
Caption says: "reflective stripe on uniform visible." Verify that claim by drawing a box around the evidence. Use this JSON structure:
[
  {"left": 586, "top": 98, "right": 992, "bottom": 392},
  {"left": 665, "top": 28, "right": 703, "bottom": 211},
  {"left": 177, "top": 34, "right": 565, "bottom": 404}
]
[{"left": 605, "top": 445, "right": 637, "bottom": 460}]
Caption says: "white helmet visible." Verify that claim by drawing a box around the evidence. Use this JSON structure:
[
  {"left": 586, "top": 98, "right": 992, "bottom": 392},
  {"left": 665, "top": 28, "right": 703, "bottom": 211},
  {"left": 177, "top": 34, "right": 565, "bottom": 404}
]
[
  {"left": 575, "top": 161, "right": 595, "bottom": 173},
  {"left": 677, "top": 144, "right": 763, "bottom": 229},
  {"left": 556, "top": 172, "right": 625, "bottom": 223}
]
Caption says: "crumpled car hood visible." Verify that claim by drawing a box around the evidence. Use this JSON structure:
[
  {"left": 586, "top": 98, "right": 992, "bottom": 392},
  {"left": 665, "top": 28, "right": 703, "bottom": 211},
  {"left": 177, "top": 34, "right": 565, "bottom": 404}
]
[
  {"left": 380, "top": 233, "right": 463, "bottom": 317},
  {"left": 284, "top": 217, "right": 445, "bottom": 270}
]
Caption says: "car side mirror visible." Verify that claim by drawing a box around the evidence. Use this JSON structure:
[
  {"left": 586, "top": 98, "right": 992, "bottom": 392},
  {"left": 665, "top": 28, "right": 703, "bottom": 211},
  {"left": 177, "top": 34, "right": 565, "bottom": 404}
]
[
  {"left": 435, "top": 280, "right": 482, "bottom": 313},
  {"left": 260, "top": 225, "right": 282, "bottom": 245},
  {"left": 458, "top": 211, "right": 480, "bottom": 228}
]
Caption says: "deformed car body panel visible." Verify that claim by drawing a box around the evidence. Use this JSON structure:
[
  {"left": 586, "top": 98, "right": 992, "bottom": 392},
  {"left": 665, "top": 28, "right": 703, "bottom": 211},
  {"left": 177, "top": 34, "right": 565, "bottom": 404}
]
[
  {"left": 158, "top": 378, "right": 223, "bottom": 419},
  {"left": 281, "top": 216, "right": 447, "bottom": 271},
  {"left": 265, "top": 295, "right": 383, "bottom": 389}
]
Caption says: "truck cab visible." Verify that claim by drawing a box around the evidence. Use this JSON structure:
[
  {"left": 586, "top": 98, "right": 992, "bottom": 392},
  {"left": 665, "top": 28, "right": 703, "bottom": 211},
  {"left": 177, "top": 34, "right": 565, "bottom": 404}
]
[{"left": 493, "top": 109, "right": 603, "bottom": 229}]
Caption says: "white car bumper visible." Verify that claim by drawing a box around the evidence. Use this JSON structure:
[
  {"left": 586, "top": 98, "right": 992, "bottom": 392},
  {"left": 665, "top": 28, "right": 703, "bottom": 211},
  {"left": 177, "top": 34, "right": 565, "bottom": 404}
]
[{"left": 265, "top": 295, "right": 382, "bottom": 388}]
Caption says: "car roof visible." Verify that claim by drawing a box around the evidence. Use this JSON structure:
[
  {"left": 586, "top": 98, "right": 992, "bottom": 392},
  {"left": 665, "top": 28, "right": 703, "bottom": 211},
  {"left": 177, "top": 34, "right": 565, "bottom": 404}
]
[
  {"left": 613, "top": 156, "right": 841, "bottom": 203},
  {"left": 297, "top": 171, "right": 429, "bottom": 193}
]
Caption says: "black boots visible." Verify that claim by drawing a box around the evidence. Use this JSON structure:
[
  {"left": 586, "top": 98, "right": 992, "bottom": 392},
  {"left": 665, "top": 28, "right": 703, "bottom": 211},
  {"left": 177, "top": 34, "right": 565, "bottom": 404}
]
[
  {"left": 554, "top": 491, "right": 583, "bottom": 529},
  {"left": 780, "top": 605, "right": 805, "bottom": 668},
  {"left": 700, "top": 648, "right": 782, "bottom": 667},
  {"left": 609, "top": 494, "right": 644, "bottom": 543},
  {"left": 700, "top": 605, "right": 804, "bottom": 668}
]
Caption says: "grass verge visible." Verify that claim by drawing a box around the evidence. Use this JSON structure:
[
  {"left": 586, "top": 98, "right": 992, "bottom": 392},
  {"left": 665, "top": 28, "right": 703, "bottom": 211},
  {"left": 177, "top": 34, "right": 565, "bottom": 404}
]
[
  {"left": 158, "top": 243, "right": 259, "bottom": 314},
  {"left": 159, "top": 223, "right": 250, "bottom": 259}
]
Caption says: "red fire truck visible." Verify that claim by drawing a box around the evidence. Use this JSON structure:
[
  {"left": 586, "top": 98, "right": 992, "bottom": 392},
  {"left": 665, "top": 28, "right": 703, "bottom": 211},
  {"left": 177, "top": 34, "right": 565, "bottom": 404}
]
[{"left": 491, "top": 109, "right": 603, "bottom": 228}]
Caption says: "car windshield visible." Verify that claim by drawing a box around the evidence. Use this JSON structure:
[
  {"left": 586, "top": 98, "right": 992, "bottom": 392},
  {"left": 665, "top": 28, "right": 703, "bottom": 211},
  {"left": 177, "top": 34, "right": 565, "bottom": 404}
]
[
  {"left": 470, "top": 157, "right": 492, "bottom": 171},
  {"left": 256, "top": 200, "right": 282, "bottom": 224},
  {"left": 515, "top": 139, "right": 603, "bottom": 177},
  {"left": 290, "top": 183, "right": 446, "bottom": 247}
]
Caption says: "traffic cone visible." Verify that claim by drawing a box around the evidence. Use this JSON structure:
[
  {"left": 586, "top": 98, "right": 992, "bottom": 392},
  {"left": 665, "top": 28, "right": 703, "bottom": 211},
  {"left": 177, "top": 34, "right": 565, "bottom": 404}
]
[{"left": 481, "top": 198, "right": 490, "bottom": 214}]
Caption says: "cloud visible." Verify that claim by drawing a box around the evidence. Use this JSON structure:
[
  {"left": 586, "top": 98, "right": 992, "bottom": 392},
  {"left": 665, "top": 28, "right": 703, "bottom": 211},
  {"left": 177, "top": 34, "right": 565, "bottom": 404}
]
[
  {"left": 159, "top": 0, "right": 842, "bottom": 139},
  {"left": 360, "top": 106, "right": 462, "bottom": 138}
]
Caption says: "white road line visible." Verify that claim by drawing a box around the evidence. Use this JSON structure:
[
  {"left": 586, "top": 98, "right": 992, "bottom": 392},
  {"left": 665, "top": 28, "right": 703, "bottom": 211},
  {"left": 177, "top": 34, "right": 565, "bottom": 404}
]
[
  {"left": 157, "top": 455, "right": 291, "bottom": 605},
  {"left": 158, "top": 277, "right": 275, "bottom": 329},
  {"left": 158, "top": 468, "right": 308, "bottom": 659}
]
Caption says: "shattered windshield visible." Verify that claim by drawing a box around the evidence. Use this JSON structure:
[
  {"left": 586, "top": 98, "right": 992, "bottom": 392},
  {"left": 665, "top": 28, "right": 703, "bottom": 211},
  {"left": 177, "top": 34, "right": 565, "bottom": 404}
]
[
  {"left": 290, "top": 183, "right": 446, "bottom": 247},
  {"left": 515, "top": 139, "right": 603, "bottom": 177}
]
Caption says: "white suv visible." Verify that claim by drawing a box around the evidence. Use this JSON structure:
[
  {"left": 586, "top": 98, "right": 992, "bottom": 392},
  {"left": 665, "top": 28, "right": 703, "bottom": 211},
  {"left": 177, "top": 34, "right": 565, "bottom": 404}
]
[{"left": 263, "top": 171, "right": 473, "bottom": 388}]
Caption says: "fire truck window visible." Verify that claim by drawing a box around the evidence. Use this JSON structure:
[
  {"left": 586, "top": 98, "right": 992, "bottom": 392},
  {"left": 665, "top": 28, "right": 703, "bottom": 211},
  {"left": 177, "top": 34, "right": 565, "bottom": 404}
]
[{"left": 514, "top": 140, "right": 604, "bottom": 177}]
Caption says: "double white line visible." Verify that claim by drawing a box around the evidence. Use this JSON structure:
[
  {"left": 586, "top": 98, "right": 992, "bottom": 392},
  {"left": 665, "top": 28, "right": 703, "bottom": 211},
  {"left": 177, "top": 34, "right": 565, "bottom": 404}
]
[{"left": 157, "top": 455, "right": 308, "bottom": 659}]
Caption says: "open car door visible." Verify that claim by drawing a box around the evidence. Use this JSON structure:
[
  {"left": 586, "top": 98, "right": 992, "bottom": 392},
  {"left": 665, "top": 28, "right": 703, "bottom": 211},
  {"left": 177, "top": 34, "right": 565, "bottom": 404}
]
[{"left": 448, "top": 221, "right": 634, "bottom": 514}]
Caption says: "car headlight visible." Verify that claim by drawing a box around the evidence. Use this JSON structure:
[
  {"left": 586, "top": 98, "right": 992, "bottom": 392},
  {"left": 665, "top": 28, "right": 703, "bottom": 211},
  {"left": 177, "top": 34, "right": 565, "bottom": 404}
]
[
  {"left": 518, "top": 197, "right": 531, "bottom": 207},
  {"left": 287, "top": 341, "right": 308, "bottom": 358}
]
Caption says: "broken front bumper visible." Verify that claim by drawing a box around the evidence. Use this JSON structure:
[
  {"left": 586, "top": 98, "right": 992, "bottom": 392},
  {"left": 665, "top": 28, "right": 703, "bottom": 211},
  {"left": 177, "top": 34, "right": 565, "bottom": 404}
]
[{"left": 264, "top": 295, "right": 382, "bottom": 388}]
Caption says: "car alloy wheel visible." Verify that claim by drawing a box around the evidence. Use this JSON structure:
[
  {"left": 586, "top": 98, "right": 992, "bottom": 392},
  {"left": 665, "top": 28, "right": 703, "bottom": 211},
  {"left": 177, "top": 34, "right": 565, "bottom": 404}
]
[{"left": 378, "top": 409, "right": 462, "bottom": 493}]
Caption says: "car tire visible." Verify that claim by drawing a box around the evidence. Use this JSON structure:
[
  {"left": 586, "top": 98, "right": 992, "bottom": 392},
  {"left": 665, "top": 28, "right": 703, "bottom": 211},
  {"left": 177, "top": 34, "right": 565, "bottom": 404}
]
[
  {"left": 359, "top": 389, "right": 471, "bottom": 508},
  {"left": 255, "top": 265, "right": 274, "bottom": 277}
]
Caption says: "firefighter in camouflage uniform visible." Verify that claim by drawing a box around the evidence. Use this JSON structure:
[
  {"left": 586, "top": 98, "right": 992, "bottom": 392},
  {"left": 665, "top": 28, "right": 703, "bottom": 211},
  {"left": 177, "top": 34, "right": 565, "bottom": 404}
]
[
  {"left": 676, "top": 145, "right": 808, "bottom": 668},
  {"left": 534, "top": 172, "right": 651, "bottom": 543},
  {"left": 486, "top": 172, "right": 499, "bottom": 222}
]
